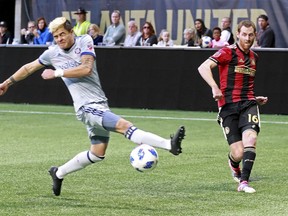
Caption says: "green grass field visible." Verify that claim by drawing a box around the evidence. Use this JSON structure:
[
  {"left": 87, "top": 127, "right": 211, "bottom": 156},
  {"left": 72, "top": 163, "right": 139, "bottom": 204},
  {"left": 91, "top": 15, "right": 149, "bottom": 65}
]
[{"left": 0, "top": 103, "right": 287, "bottom": 216}]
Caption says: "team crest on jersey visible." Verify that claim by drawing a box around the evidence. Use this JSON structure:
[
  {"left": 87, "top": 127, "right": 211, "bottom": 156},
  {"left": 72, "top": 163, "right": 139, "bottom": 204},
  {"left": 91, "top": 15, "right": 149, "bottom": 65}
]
[
  {"left": 213, "top": 51, "right": 221, "bottom": 58},
  {"left": 75, "top": 47, "right": 81, "bottom": 54},
  {"left": 87, "top": 42, "right": 93, "bottom": 50}
]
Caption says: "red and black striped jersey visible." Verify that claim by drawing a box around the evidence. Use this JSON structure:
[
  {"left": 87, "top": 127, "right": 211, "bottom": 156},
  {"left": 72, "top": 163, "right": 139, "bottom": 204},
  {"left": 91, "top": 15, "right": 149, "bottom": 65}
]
[{"left": 209, "top": 44, "right": 258, "bottom": 108}]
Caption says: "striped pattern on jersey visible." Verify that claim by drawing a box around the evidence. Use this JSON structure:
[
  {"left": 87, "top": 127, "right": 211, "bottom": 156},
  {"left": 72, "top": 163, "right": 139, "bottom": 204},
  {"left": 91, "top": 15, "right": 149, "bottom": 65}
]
[{"left": 209, "top": 44, "right": 258, "bottom": 107}]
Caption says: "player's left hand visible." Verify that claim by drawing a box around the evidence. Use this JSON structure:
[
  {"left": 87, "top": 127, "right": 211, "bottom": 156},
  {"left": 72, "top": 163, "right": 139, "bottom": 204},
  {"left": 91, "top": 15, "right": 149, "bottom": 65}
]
[
  {"left": 0, "top": 82, "right": 9, "bottom": 96},
  {"left": 256, "top": 96, "right": 268, "bottom": 105},
  {"left": 41, "top": 69, "right": 56, "bottom": 80}
]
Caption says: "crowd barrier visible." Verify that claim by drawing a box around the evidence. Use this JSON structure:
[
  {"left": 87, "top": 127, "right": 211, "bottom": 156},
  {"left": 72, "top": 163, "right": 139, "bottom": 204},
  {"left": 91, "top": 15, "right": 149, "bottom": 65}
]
[{"left": 0, "top": 45, "right": 287, "bottom": 114}]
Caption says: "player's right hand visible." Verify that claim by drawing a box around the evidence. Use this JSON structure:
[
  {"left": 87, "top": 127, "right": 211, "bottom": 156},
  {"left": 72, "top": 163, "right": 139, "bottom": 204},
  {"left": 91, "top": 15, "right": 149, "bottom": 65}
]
[{"left": 212, "top": 85, "right": 223, "bottom": 101}]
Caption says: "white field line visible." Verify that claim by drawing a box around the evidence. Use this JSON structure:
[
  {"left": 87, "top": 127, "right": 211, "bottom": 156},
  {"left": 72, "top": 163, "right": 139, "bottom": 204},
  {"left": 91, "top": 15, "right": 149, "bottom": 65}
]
[{"left": 0, "top": 109, "right": 287, "bottom": 125}]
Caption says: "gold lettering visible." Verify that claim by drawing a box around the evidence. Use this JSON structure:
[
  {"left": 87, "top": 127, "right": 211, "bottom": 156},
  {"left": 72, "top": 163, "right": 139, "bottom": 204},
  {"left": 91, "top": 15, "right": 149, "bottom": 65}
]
[
  {"left": 99, "top": 11, "right": 111, "bottom": 33},
  {"left": 61, "top": 11, "right": 71, "bottom": 21},
  {"left": 146, "top": 10, "right": 156, "bottom": 33},
  {"left": 250, "top": 9, "right": 267, "bottom": 26},
  {"left": 232, "top": 9, "right": 248, "bottom": 35},
  {"left": 185, "top": 10, "right": 194, "bottom": 29},
  {"left": 166, "top": 10, "right": 184, "bottom": 45},
  {"left": 212, "top": 9, "right": 231, "bottom": 26},
  {"left": 129, "top": 10, "right": 146, "bottom": 28},
  {"left": 175, "top": 10, "right": 184, "bottom": 45},
  {"left": 235, "top": 66, "right": 256, "bottom": 76}
]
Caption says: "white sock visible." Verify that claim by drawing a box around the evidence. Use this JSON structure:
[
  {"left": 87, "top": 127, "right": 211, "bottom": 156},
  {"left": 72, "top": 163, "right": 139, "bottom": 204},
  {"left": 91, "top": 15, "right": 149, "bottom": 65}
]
[
  {"left": 56, "top": 151, "right": 104, "bottom": 179},
  {"left": 125, "top": 126, "right": 171, "bottom": 150}
]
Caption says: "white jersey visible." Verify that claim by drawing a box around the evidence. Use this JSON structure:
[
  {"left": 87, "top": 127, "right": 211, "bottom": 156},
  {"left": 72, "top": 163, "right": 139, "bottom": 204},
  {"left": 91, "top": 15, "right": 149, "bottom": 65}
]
[{"left": 39, "top": 34, "right": 107, "bottom": 112}]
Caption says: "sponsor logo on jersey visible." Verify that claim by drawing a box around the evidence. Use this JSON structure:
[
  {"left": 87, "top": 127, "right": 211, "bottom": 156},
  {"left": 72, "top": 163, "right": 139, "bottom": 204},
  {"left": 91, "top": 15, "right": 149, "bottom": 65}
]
[{"left": 234, "top": 65, "right": 256, "bottom": 76}]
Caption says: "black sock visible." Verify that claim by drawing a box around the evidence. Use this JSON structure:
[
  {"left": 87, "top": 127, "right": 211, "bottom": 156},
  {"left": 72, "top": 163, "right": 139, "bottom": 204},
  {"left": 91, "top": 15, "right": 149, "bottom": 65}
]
[
  {"left": 241, "top": 147, "right": 256, "bottom": 182},
  {"left": 228, "top": 153, "right": 240, "bottom": 168}
]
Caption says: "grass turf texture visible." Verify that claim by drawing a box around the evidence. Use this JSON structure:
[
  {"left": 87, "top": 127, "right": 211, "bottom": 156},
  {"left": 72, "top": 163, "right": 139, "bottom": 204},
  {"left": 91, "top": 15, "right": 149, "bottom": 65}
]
[{"left": 0, "top": 103, "right": 287, "bottom": 215}]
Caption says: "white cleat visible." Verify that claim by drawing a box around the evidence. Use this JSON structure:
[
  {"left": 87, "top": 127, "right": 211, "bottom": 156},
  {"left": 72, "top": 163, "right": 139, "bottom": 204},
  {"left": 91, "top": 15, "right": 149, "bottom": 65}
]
[
  {"left": 228, "top": 159, "right": 241, "bottom": 183},
  {"left": 237, "top": 181, "right": 256, "bottom": 193}
]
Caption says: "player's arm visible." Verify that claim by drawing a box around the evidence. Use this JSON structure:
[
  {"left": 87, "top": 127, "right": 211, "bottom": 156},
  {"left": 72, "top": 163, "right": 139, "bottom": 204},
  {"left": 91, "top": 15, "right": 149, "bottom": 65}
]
[
  {"left": 41, "top": 54, "right": 94, "bottom": 79},
  {"left": 198, "top": 58, "right": 223, "bottom": 101},
  {"left": 0, "top": 59, "right": 44, "bottom": 96}
]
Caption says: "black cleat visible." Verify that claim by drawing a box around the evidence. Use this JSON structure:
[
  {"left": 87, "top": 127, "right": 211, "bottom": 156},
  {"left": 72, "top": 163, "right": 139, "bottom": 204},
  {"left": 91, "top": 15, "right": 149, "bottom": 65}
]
[
  {"left": 170, "top": 126, "right": 185, "bottom": 155},
  {"left": 48, "top": 166, "right": 63, "bottom": 196}
]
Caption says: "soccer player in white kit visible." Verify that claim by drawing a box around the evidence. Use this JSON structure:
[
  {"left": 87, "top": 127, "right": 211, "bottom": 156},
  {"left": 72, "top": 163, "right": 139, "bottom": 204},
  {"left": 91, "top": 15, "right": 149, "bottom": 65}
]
[{"left": 0, "top": 17, "right": 185, "bottom": 196}]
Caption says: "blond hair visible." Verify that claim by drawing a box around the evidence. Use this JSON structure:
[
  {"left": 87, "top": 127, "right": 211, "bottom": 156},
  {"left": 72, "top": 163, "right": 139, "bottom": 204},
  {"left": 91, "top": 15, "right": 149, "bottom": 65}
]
[{"left": 48, "top": 17, "right": 73, "bottom": 33}]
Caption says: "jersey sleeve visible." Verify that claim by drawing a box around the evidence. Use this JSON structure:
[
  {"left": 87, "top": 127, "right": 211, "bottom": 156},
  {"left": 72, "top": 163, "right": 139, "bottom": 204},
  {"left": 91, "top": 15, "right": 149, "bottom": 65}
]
[
  {"left": 209, "top": 46, "right": 232, "bottom": 65},
  {"left": 38, "top": 47, "right": 53, "bottom": 66},
  {"left": 80, "top": 35, "right": 96, "bottom": 58}
]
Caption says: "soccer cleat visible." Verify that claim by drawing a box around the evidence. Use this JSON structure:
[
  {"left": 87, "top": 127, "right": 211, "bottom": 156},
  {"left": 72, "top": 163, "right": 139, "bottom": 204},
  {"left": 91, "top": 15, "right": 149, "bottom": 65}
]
[
  {"left": 237, "top": 181, "right": 256, "bottom": 193},
  {"left": 49, "top": 166, "right": 63, "bottom": 196},
  {"left": 228, "top": 159, "right": 241, "bottom": 183},
  {"left": 170, "top": 126, "right": 185, "bottom": 155}
]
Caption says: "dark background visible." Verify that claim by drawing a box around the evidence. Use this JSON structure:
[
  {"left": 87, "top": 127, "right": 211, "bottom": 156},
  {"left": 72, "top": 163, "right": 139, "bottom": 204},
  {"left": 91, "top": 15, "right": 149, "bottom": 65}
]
[{"left": 0, "top": 46, "right": 287, "bottom": 115}]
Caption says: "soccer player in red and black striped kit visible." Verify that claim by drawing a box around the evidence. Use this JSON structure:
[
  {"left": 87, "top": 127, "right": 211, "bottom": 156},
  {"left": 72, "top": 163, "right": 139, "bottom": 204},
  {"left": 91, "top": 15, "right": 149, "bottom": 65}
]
[{"left": 198, "top": 20, "right": 268, "bottom": 193}]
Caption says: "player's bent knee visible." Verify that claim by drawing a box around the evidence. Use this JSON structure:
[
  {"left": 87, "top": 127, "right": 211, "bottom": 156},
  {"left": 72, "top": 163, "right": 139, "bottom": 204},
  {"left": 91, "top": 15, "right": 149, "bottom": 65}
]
[
  {"left": 243, "top": 130, "right": 258, "bottom": 146},
  {"left": 115, "top": 118, "right": 133, "bottom": 134}
]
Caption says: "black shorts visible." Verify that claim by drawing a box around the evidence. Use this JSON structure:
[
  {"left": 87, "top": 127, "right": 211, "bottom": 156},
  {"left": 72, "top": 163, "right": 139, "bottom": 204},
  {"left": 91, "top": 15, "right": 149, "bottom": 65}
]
[{"left": 218, "top": 100, "right": 261, "bottom": 145}]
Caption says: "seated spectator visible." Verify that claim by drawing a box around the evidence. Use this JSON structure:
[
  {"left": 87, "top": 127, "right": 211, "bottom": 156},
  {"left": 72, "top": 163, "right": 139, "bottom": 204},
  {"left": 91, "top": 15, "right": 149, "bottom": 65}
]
[
  {"left": 124, "top": 20, "right": 142, "bottom": 47},
  {"left": 156, "top": 29, "right": 174, "bottom": 47},
  {"left": 73, "top": 7, "right": 91, "bottom": 36},
  {"left": 88, "top": 24, "right": 103, "bottom": 45},
  {"left": 220, "top": 17, "right": 235, "bottom": 45},
  {"left": 256, "top": 14, "right": 275, "bottom": 48},
  {"left": 183, "top": 28, "right": 196, "bottom": 46},
  {"left": 135, "top": 22, "right": 158, "bottom": 46},
  {"left": 33, "top": 17, "right": 53, "bottom": 45},
  {"left": 0, "top": 21, "right": 13, "bottom": 44},
  {"left": 103, "top": 10, "right": 126, "bottom": 46},
  {"left": 20, "top": 21, "right": 36, "bottom": 44},
  {"left": 211, "top": 27, "right": 229, "bottom": 48},
  {"left": 194, "top": 18, "right": 213, "bottom": 47}
]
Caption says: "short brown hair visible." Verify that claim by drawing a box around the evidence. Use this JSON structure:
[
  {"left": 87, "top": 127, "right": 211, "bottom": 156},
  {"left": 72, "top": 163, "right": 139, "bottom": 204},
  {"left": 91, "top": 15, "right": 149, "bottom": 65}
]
[{"left": 237, "top": 20, "right": 256, "bottom": 33}]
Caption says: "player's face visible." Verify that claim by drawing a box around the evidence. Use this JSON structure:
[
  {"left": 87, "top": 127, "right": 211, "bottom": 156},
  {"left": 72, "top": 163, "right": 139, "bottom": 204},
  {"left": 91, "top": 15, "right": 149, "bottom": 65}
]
[
  {"left": 237, "top": 26, "right": 256, "bottom": 52},
  {"left": 52, "top": 27, "right": 74, "bottom": 49}
]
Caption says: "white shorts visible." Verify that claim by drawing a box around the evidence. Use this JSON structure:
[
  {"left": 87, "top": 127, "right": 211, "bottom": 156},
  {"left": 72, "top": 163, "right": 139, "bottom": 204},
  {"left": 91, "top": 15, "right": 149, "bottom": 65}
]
[{"left": 76, "top": 102, "right": 110, "bottom": 140}]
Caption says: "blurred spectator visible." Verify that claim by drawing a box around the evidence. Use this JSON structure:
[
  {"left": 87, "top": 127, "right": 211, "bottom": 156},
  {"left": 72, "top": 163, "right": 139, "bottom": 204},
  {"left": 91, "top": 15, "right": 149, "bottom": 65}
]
[
  {"left": 256, "top": 14, "right": 275, "bottom": 48},
  {"left": 135, "top": 22, "right": 157, "bottom": 46},
  {"left": 156, "top": 29, "right": 174, "bottom": 47},
  {"left": 88, "top": 24, "right": 103, "bottom": 45},
  {"left": 220, "top": 17, "right": 235, "bottom": 45},
  {"left": 103, "top": 10, "right": 126, "bottom": 46},
  {"left": 33, "top": 17, "right": 53, "bottom": 45},
  {"left": 73, "top": 7, "right": 91, "bottom": 36},
  {"left": 183, "top": 27, "right": 196, "bottom": 46},
  {"left": 211, "top": 27, "right": 229, "bottom": 48},
  {"left": 0, "top": 21, "right": 13, "bottom": 44},
  {"left": 194, "top": 19, "right": 212, "bottom": 46},
  {"left": 20, "top": 21, "right": 36, "bottom": 44},
  {"left": 123, "top": 20, "right": 141, "bottom": 47}
]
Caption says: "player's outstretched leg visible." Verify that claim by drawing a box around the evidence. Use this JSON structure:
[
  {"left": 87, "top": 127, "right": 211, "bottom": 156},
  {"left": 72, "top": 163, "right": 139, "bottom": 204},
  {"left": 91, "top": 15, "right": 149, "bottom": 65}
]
[
  {"left": 170, "top": 126, "right": 185, "bottom": 155},
  {"left": 49, "top": 166, "right": 63, "bottom": 196}
]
